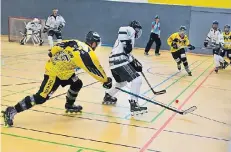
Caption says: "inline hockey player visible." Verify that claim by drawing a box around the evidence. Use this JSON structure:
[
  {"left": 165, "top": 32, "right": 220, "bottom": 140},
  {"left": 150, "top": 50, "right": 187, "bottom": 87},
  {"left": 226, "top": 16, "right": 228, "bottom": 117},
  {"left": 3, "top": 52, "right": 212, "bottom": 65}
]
[
  {"left": 204, "top": 21, "right": 228, "bottom": 73},
  {"left": 102, "top": 20, "right": 147, "bottom": 116},
  {"left": 220, "top": 24, "right": 231, "bottom": 64},
  {"left": 43, "top": 9, "right": 65, "bottom": 48},
  {"left": 20, "top": 18, "right": 43, "bottom": 45},
  {"left": 2, "top": 31, "right": 112, "bottom": 127},
  {"left": 167, "top": 26, "right": 195, "bottom": 76}
]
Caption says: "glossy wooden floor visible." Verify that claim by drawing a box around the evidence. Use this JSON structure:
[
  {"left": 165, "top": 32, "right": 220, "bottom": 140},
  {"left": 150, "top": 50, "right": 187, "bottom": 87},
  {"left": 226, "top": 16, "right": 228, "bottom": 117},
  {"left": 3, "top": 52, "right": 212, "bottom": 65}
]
[{"left": 1, "top": 36, "right": 231, "bottom": 152}]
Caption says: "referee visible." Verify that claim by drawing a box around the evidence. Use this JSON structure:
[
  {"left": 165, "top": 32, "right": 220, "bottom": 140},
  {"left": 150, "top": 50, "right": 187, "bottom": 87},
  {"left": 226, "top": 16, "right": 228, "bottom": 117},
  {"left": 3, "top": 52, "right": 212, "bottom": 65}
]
[{"left": 144, "top": 15, "right": 161, "bottom": 56}]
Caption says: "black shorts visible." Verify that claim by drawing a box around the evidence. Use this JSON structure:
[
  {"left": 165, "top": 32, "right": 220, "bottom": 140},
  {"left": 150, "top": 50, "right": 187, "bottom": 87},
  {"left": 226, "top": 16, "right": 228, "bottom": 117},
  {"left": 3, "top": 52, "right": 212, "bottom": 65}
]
[
  {"left": 111, "top": 64, "right": 140, "bottom": 83},
  {"left": 37, "top": 74, "right": 79, "bottom": 99},
  {"left": 48, "top": 30, "right": 62, "bottom": 39},
  {"left": 171, "top": 48, "right": 186, "bottom": 61}
]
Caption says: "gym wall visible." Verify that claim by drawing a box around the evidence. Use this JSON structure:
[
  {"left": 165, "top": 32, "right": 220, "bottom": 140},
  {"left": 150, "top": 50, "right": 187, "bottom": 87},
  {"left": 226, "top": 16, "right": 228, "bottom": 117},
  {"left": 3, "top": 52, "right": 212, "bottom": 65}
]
[{"left": 1, "top": 0, "right": 231, "bottom": 53}]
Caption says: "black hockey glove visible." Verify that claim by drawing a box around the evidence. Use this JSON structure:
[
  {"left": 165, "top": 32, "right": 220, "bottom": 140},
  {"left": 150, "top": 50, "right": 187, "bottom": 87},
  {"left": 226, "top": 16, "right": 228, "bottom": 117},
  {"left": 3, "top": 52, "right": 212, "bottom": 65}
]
[
  {"left": 103, "top": 77, "right": 112, "bottom": 89},
  {"left": 171, "top": 42, "right": 178, "bottom": 49},
  {"left": 204, "top": 41, "right": 208, "bottom": 47},
  {"left": 58, "top": 24, "right": 64, "bottom": 31},
  {"left": 43, "top": 28, "right": 48, "bottom": 33},
  {"left": 130, "top": 58, "right": 142, "bottom": 72},
  {"left": 188, "top": 44, "right": 195, "bottom": 50}
]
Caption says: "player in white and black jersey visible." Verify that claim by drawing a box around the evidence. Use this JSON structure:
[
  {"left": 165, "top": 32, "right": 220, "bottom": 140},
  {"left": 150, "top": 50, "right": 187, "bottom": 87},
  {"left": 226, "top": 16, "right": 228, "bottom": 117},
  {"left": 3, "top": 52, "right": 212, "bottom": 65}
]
[
  {"left": 204, "top": 20, "right": 228, "bottom": 73},
  {"left": 43, "top": 9, "right": 65, "bottom": 48},
  {"left": 102, "top": 20, "right": 147, "bottom": 116}
]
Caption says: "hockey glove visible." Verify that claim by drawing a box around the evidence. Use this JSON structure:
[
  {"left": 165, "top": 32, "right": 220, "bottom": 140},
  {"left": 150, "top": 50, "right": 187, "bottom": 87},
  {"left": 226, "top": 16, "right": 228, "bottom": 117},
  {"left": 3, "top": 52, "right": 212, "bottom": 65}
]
[
  {"left": 58, "top": 24, "right": 64, "bottom": 31},
  {"left": 130, "top": 58, "right": 142, "bottom": 72},
  {"left": 171, "top": 42, "right": 178, "bottom": 49},
  {"left": 43, "top": 28, "right": 48, "bottom": 33},
  {"left": 188, "top": 44, "right": 195, "bottom": 50},
  {"left": 204, "top": 41, "right": 208, "bottom": 47},
  {"left": 103, "top": 77, "right": 112, "bottom": 89}
]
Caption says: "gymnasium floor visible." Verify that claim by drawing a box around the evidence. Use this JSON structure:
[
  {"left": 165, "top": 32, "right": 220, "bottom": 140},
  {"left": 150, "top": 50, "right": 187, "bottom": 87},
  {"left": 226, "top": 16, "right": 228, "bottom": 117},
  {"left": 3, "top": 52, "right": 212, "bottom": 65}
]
[{"left": 1, "top": 36, "right": 231, "bottom": 152}]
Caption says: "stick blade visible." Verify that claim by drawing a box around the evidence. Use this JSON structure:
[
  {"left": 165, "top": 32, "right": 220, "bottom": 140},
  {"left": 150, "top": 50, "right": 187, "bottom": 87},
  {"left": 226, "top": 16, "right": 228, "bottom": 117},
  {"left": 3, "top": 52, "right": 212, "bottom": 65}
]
[
  {"left": 154, "top": 89, "right": 166, "bottom": 95},
  {"left": 182, "top": 106, "right": 197, "bottom": 115}
]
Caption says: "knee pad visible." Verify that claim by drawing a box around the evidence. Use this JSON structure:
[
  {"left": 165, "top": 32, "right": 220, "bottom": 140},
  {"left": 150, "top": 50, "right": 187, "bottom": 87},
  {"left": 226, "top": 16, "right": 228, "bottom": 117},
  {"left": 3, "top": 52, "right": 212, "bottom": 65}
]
[
  {"left": 175, "top": 58, "right": 181, "bottom": 64},
  {"left": 57, "top": 39, "right": 62, "bottom": 43},
  {"left": 70, "top": 79, "right": 83, "bottom": 92},
  {"left": 132, "top": 76, "right": 142, "bottom": 85},
  {"left": 116, "top": 82, "right": 127, "bottom": 88}
]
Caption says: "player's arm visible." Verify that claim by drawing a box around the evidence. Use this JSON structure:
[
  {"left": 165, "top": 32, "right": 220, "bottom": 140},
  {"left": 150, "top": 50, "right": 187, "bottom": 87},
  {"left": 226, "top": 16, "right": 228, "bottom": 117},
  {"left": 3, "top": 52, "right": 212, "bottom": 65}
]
[
  {"left": 43, "top": 16, "right": 51, "bottom": 33},
  {"left": 218, "top": 32, "right": 225, "bottom": 47},
  {"left": 78, "top": 50, "right": 108, "bottom": 83},
  {"left": 167, "top": 33, "right": 178, "bottom": 49},
  {"left": 204, "top": 30, "right": 211, "bottom": 47},
  {"left": 185, "top": 36, "right": 195, "bottom": 50},
  {"left": 58, "top": 16, "right": 66, "bottom": 31}
]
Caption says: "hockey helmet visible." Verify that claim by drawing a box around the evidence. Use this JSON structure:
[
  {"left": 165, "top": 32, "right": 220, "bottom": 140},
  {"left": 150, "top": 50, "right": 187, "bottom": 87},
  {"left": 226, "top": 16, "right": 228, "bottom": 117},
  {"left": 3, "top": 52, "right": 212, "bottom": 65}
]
[
  {"left": 213, "top": 20, "right": 219, "bottom": 25},
  {"left": 224, "top": 24, "right": 230, "bottom": 33},
  {"left": 32, "top": 18, "right": 40, "bottom": 23},
  {"left": 129, "top": 20, "right": 142, "bottom": 39},
  {"left": 155, "top": 15, "right": 159, "bottom": 19},
  {"left": 86, "top": 31, "right": 101, "bottom": 50},
  {"left": 179, "top": 26, "right": 186, "bottom": 37}
]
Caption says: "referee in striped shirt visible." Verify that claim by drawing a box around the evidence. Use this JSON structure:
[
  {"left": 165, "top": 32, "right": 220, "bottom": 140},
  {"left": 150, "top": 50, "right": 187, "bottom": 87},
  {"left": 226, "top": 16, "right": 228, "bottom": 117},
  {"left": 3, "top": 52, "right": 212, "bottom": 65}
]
[{"left": 144, "top": 15, "right": 161, "bottom": 56}]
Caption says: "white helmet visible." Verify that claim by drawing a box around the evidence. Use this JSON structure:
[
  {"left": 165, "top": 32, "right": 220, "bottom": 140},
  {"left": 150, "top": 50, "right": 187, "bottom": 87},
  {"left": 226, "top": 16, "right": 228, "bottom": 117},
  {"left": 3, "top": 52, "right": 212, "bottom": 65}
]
[{"left": 33, "top": 18, "right": 39, "bottom": 23}]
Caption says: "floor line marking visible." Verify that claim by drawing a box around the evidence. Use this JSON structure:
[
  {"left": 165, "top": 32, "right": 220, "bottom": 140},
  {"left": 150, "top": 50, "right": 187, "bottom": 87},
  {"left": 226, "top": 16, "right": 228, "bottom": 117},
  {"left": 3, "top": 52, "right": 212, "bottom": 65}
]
[{"left": 140, "top": 63, "right": 213, "bottom": 152}]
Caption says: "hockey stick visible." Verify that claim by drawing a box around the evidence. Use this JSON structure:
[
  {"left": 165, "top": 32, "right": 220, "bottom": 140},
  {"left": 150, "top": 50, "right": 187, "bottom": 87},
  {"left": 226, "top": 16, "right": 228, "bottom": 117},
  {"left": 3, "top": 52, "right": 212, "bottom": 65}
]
[
  {"left": 141, "top": 72, "right": 166, "bottom": 95},
  {"left": 116, "top": 87, "right": 197, "bottom": 115}
]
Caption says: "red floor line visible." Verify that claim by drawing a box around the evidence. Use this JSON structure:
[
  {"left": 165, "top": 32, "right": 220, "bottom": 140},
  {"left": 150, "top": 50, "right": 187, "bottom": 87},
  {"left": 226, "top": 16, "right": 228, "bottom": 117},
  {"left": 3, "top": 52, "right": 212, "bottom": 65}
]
[{"left": 140, "top": 69, "right": 214, "bottom": 152}]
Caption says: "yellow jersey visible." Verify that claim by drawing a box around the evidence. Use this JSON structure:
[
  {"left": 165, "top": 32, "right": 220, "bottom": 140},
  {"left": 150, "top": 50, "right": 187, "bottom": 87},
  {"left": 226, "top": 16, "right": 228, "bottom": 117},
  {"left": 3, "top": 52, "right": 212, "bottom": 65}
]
[
  {"left": 223, "top": 32, "right": 231, "bottom": 49},
  {"left": 45, "top": 40, "right": 108, "bottom": 83},
  {"left": 167, "top": 32, "right": 190, "bottom": 52}
]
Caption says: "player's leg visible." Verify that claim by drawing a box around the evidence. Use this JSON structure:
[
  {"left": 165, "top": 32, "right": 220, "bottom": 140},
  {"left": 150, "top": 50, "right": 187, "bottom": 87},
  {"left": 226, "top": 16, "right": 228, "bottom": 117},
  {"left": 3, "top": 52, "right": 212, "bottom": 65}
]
[
  {"left": 180, "top": 48, "right": 192, "bottom": 76},
  {"left": 20, "top": 30, "right": 32, "bottom": 45},
  {"left": 171, "top": 51, "right": 182, "bottom": 71},
  {"left": 35, "top": 30, "right": 44, "bottom": 46},
  {"left": 227, "top": 49, "right": 231, "bottom": 64},
  {"left": 60, "top": 74, "right": 83, "bottom": 113},
  {"left": 2, "top": 75, "right": 60, "bottom": 127},
  {"left": 144, "top": 33, "right": 155, "bottom": 55},
  {"left": 154, "top": 34, "right": 161, "bottom": 56},
  {"left": 103, "top": 70, "right": 127, "bottom": 105},
  {"left": 48, "top": 30, "right": 55, "bottom": 48},
  {"left": 55, "top": 32, "right": 62, "bottom": 44}
]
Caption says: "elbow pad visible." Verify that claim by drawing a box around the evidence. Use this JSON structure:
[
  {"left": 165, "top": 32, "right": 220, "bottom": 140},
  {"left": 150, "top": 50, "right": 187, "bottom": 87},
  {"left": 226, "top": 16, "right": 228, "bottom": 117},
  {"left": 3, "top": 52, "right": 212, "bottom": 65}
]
[{"left": 121, "top": 40, "right": 132, "bottom": 54}]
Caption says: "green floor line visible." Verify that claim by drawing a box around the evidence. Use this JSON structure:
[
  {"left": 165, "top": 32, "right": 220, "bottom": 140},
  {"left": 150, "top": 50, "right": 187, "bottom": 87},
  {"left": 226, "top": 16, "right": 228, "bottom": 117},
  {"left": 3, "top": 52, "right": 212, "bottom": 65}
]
[
  {"left": 141, "top": 57, "right": 210, "bottom": 107},
  {"left": 76, "top": 149, "right": 83, "bottom": 152},
  {"left": 151, "top": 61, "right": 213, "bottom": 122},
  {"left": 1, "top": 132, "right": 107, "bottom": 152}
]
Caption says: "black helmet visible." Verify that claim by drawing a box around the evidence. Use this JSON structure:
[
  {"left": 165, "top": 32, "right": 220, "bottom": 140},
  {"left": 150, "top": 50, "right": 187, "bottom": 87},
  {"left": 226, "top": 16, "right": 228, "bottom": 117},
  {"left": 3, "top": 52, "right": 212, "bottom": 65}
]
[
  {"left": 213, "top": 20, "right": 219, "bottom": 25},
  {"left": 224, "top": 24, "right": 230, "bottom": 32},
  {"left": 155, "top": 15, "right": 159, "bottom": 19},
  {"left": 179, "top": 26, "right": 187, "bottom": 31},
  {"left": 129, "top": 20, "right": 142, "bottom": 39},
  {"left": 129, "top": 20, "right": 142, "bottom": 29},
  {"left": 86, "top": 31, "right": 101, "bottom": 44}
]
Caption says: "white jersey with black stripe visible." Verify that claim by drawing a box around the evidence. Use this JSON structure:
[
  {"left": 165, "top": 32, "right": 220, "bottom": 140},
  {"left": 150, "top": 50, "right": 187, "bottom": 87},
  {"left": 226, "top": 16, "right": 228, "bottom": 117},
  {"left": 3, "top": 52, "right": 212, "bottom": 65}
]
[
  {"left": 45, "top": 14, "right": 65, "bottom": 31},
  {"left": 109, "top": 26, "right": 135, "bottom": 69},
  {"left": 205, "top": 28, "right": 224, "bottom": 46}
]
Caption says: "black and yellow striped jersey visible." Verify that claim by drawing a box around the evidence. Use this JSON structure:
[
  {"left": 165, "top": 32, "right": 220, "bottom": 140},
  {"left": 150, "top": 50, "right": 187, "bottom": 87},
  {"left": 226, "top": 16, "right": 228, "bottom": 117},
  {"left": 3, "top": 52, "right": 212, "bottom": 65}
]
[{"left": 45, "top": 40, "right": 108, "bottom": 82}]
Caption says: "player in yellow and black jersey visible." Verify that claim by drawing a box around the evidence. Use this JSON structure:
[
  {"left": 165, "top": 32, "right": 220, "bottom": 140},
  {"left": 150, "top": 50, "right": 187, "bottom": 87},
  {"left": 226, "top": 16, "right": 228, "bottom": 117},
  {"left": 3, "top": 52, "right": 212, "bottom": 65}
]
[
  {"left": 2, "top": 31, "right": 112, "bottom": 127},
  {"left": 167, "top": 26, "right": 195, "bottom": 76},
  {"left": 220, "top": 25, "right": 231, "bottom": 64}
]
